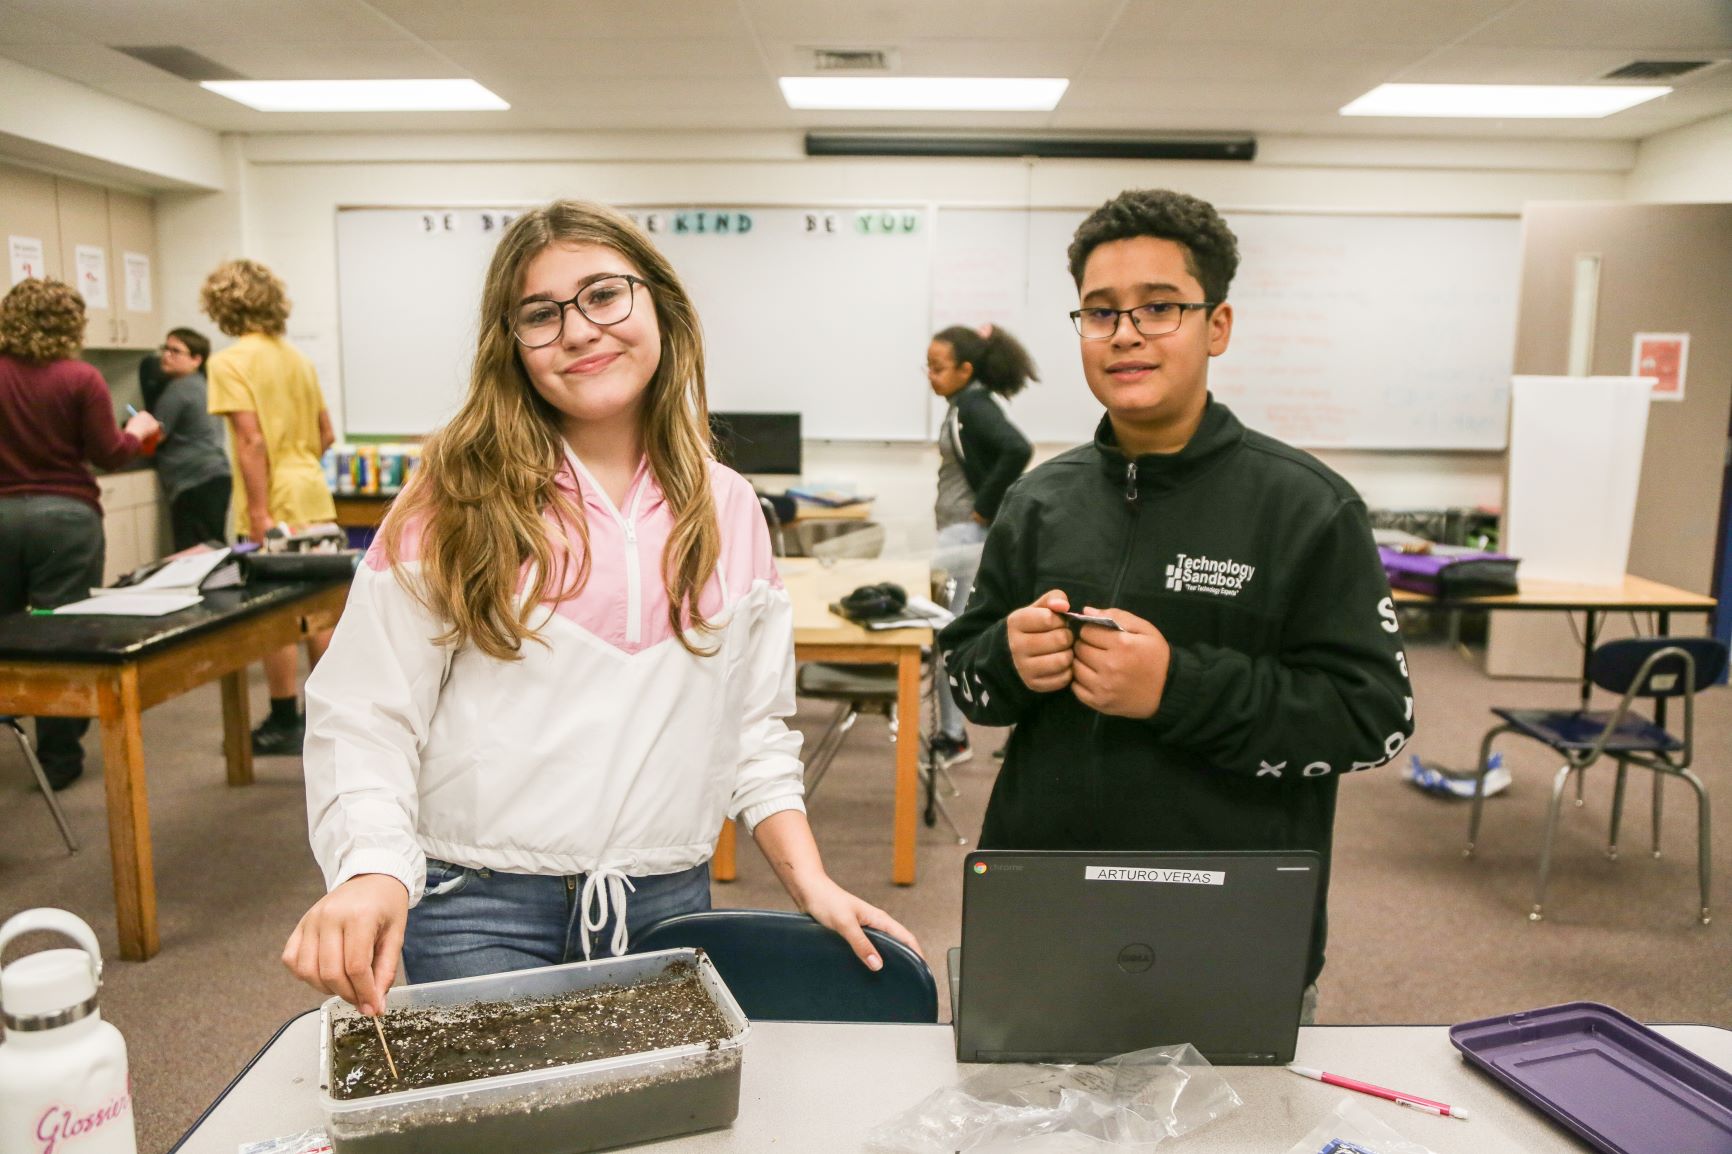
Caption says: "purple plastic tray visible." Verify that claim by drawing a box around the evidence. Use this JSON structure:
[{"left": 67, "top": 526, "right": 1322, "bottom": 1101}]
[{"left": 1450, "top": 1001, "right": 1732, "bottom": 1154}]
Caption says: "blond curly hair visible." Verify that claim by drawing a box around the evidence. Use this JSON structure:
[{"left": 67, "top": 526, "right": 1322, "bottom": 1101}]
[
  {"left": 200, "top": 259, "right": 291, "bottom": 337},
  {"left": 0, "top": 278, "right": 85, "bottom": 363}
]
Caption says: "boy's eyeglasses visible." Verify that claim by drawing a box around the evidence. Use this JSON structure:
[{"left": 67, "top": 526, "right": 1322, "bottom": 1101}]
[
  {"left": 158, "top": 344, "right": 191, "bottom": 357},
  {"left": 509, "top": 275, "right": 645, "bottom": 348},
  {"left": 1070, "top": 301, "right": 1216, "bottom": 340}
]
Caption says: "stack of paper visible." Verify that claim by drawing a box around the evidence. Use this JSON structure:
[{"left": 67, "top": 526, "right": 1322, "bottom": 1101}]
[{"left": 53, "top": 592, "right": 203, "bottom": 617}]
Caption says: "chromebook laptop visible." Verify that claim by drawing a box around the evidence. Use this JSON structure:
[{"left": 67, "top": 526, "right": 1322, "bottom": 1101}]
[{"left": 951, "top": 849, "right": 1321, "bottom": 1064}]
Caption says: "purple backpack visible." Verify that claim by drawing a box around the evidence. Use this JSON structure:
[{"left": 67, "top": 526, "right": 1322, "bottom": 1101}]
[{"left": 1380, "top": 546, "right": 1519, "bottom": 598}]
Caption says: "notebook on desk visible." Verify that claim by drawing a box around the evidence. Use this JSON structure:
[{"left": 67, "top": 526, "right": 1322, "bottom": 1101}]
[{"left": 952, "top": 849, "right": 1320, "bottom": 1065}]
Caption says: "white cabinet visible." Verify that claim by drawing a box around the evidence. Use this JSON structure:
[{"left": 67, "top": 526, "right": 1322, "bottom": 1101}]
[
  {"left": 95, "top": 470, "right": 168, "bottom": 585},
  {"left": 53, "top": 176, "right": 159, "bottom": 350}
]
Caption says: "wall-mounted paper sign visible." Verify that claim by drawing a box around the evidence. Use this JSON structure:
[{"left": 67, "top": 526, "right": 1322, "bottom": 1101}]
[
  {"left": 1631, "top": 332, "right": 1689, "bottom": 402},
  {"left": 123, "top": 252, "right": 152, "bottom": 313},
  {"left": 75, "top": 244, "right": 109, "bottom": 309},
  {"left": 9, "top": 235, "right": 45, "bottom": 285}
]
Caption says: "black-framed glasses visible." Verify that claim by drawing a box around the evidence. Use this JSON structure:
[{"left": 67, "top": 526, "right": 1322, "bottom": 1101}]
[
  {"left": 158, "top": 343, "right": 190, "bottom": 357},
  {"left": 509, "top": 275, "right": 646, "bottom": 348},
  {"left": 1069, "top": 301, "right": 1216, "bottom": 341}
]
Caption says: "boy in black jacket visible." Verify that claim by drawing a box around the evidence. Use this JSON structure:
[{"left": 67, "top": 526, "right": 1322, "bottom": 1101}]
[{"left": 937, "top": 189, "right": 1414, "bottom": 1001}]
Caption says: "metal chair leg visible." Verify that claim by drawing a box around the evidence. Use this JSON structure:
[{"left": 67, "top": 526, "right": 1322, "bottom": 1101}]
[
  {"left": 1675, "top": 768, "right": 1712, "bottom": 926},
  {"left": 1608, "top": 758, "right": 1628, "bottom": 861},
  {"left": 1651, "top": 772, "right": 1665, "bottom": 859},
  {"left": 803, "top": 703, "right": 858, "bottom": 795},
  {"left": 1574, "top": 768, "right": 1587, "bottom": 807},
  {"left": 1532, "top": 763, "right": 1577, "bottom": 922},
  {"left": 6, "top": 719, "right": 78, "bottom": 854},
  {"left": 917, "top": 764, "right": 968, "bottom": 844},
  {"left": 1466, "top": 724, "right": 1515, "bottom": 857}
]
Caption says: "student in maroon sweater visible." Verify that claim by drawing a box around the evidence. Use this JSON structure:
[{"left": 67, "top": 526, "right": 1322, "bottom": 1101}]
[{"left": 0, "top": 278, "right": 160, "bottom": 788}]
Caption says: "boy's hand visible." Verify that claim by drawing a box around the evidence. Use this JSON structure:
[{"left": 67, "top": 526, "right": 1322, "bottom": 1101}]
[
  {"left": 1007, "top": 589, "right": 1075, "bottom": 692},
  {"left": 1071, "top": 606, "right": 1172, "bottom": 718}
]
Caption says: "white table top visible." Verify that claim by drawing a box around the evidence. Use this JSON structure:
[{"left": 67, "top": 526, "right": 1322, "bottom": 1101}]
[{"left": 173, "top": 1016, "right": 1732, "bottom": 1153}]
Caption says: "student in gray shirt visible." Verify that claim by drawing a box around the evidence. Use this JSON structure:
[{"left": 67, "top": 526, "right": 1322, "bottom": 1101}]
[{"left": 151, "top": 327, "right": 232, "bottom": 550}]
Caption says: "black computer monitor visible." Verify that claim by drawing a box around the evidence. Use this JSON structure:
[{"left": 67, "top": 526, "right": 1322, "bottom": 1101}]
[{"left": 710, "top": 412, "right": 802, "bottom": 475}]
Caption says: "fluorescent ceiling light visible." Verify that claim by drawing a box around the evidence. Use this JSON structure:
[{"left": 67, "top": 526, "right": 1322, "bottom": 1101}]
[
  {"left": 779, "top": 76, "right": 1068, "bottom": 111},
  {"left": 1341, "top": 83, "right": 1669, "bottom": 119},
  {"left": 200, "top": 79, "right": 507, "bottom": 112}
]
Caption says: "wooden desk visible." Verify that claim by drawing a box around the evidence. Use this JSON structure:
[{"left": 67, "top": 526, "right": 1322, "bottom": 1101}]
[
  {"left": 714, "top": 557, "right": 933, "bottom": 887},
  {"left": 0, "top": 580, "right": 350, "bottom": 961},
  {"left": 1394, "top": 572, "right": 1716, "bottom": 709},
  {"left": 172, "top": 1014, "right": 1732, "bottom": 1154}
]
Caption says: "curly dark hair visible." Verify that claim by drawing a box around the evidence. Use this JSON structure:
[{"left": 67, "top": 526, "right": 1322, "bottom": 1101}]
[
  {"left": 931, "top": 324, "right": 1039, "bottom": 399},
  {"left": 1066, "top": 189, "right": 1240, "bottom": 305},
  {"left": 0, "top": 278, "right": 85, "bottom": 363}
]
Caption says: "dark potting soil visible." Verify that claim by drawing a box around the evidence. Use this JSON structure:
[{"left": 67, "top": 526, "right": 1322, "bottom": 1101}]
[{"left": 329, "top": 963, "right": 734, "bottom": 1101}]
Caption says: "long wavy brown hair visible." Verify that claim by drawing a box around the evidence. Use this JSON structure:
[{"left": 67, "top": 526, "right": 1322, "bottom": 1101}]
[{"left": 384, "top": 200, "right": 720, "bottom": 660}]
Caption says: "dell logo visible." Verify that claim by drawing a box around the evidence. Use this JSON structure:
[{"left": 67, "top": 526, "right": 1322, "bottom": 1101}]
[{"left": 1116, "top": 943, "right": 1155, "bottom": 973}]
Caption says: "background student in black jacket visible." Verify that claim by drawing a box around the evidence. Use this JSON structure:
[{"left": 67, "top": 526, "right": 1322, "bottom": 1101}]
[
  {"left": 937, "top": 190, "right": 1414, "bottom": 1014},
  {"left": 925, "top": 323, "right": 1035, "bottom": 767}
]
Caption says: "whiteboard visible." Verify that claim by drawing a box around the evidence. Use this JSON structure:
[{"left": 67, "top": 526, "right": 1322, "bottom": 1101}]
[
  {"left": 930, "top": 208, "right": 1521, "bottom": 450},
  {"left": 336, "top": 206, "right": 933, "bottom": 440}
]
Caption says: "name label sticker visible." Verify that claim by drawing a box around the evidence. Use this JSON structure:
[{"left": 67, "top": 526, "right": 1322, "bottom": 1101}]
[{"left": 1084, "top": 866, "right": 1224, "bottom": 886}]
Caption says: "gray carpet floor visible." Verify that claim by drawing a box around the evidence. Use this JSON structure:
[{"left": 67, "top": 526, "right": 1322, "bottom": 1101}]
[{"left": 2, "top": 633, "right": 1728, "bottom": 1153}]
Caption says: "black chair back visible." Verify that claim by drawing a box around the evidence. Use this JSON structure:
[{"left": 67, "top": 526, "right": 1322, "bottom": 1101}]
[
  {"left": 632, "top": 909, "right": 937, "bottom": 1023},
  {"left": 1590, "top": 637, "right": 1727, "bottom": 698}
]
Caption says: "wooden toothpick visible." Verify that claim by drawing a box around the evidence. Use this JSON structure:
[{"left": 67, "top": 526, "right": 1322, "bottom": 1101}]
[{"left": 372, "top": 1012, "right": 401, "bottom": 1082}]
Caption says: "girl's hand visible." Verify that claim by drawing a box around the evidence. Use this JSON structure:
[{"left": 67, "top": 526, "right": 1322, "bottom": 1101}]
[
  {"left": 798, "top": 876, "right": 923, "bottom": 971},
  {"left": 282, "top": 873, "right": 409, "bottom": 1016}
]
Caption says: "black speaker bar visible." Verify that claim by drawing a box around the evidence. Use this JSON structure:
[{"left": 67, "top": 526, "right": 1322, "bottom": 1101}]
[{"left": 803, "top": 133, "right": 1257, "bottom": 161}]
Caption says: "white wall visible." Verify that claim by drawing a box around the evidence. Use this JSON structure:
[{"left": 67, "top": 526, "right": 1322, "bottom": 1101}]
[
  {"left": 155, "top": 130, "right": 1629, "bottom": 551},
  {"left": 1627, "top": 110, "right": 1732, "bottom": 203}
]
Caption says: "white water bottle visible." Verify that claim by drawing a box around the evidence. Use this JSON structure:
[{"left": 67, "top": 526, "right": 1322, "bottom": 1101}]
[{"left": 0, "top": 909, "right": 137, "bottom": 1154}]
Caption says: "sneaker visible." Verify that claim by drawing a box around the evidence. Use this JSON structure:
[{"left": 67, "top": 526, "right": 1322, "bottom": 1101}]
[
  {"left": 252, "top": 713, "right": 306, "bottom": 756},
  {"left": 39, "top": 757, "right": 83, "bottom": 791},
  {"left": 930, "top": 733, "right": 972, "bottom": 768},
  {"left": 1405, "top": 753, "right": 1509, "bottom": 800}
]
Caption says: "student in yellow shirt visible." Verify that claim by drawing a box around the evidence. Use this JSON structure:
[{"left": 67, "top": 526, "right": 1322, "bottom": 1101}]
[{"left": 202, "top": 259, "right": 337, "bottom": 755}]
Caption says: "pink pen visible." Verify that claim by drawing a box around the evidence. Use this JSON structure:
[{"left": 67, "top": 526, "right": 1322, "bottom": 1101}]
[{"left": 1288, "top": 1064, "right": 1471, "bottom": 1120}]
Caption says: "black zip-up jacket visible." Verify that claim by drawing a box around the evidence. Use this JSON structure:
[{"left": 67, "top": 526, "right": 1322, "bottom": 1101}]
[
  {"left": 943, "top": 383, "right": 1033, "bottom": 522},
  {"left": 937, "top": 398, "right": 1414, "bottom": 984}
]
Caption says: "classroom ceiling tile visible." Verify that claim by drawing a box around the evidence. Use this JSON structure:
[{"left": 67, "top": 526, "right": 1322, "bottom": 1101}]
[
  {"left": 738, "top": 0, "right": 1126, "bottom": 43},
  {"left": 4, "top": 43, "right": 193, "bottom": 86},
  {"left": 1460, "top": 0, "right": 1732, "bottom": 52},
  {"left": 1060, "top": 77, "right": 1363, "bottom": 115},
  {"left": 1085, "top": 41, "right": 1423, "bottom": 84},
  {"left": 4, "top": 0, "right": 407, "bottom": 44},
  {"left": 362, "top": 0, "right": 744, "bottom": 42},
  {"left": 0, "top": 3, "right": 80, "bottom": 44},
  {"left": 763, "top": 38, "right": 1099, "bottom": 77},
  {"left": 188, "top": 41, "right": 465, "bottom": 81},
  {"left": 1108, "top": 0, "right": 1517, "bottom": 48},
  {"left": 1392, "top": 45, "right": 1716, "bottom": 85},
  {"left": 431, "top": 38, "right": 768, "bottom": 80}
]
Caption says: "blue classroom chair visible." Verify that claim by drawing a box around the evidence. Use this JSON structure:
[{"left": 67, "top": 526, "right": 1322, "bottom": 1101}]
[
  {"left": 1465, "top": 637, "right": 1725, "bottom": 924},
  {"left": 632, "top": 908, "right": 937, "bottom": 1023}
]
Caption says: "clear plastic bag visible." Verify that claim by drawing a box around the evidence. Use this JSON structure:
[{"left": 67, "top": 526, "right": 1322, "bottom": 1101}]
[
  {"left": 1281, "top": 1098, "right": 1445, "bottom": 1154},
  {"left": 865, "top": 1043, "right": 1242, "bottom": 1152}
]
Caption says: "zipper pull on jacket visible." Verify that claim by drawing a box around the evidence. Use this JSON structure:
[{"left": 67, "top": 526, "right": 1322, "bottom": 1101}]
[{"left": 1124, "top": 461, "right": 1139, "bottom": 503}]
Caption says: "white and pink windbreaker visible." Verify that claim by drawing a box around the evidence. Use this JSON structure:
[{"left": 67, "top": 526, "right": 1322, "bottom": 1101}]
[{"left": 302, "top": 448, "right": 806, "bottom": 917}]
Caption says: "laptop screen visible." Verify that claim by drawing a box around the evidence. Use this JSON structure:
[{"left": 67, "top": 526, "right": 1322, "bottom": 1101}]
[{"left": 955, "top": 849, "right": 1321, "bottom": 1064}]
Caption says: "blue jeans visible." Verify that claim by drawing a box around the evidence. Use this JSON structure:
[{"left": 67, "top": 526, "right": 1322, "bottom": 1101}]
[
  {"left": 401, "top": 860, "right": 712, "bottom": 985},
  {"left": 933, "top": 520, "right": 990, "bottom": 740}
]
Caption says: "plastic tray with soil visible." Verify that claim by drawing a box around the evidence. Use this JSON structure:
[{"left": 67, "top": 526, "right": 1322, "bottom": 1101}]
[{"left": 317, "top": 949, "right": 750, "bottom": 1154}]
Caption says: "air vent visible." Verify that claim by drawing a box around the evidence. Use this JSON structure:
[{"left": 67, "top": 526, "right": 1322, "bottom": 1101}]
[
  {"left": 1601, "top": 60, "right": 1715, "bottom": 82},
  {"left": 811, "top": 48, "right": 896, "bottom": 72},
  {"left": 113, "top": 45, "right": 245, "bottom": 82}
]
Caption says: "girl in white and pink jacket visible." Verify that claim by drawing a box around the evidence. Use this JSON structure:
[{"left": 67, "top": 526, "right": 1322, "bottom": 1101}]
[{"left": 282, "top": 200, "right": 918, "bottom": 1016}]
